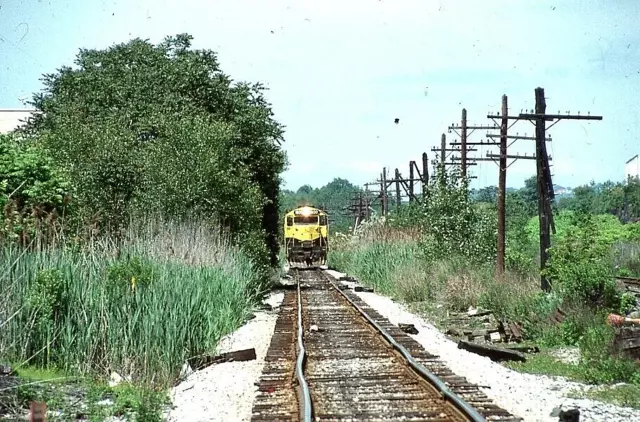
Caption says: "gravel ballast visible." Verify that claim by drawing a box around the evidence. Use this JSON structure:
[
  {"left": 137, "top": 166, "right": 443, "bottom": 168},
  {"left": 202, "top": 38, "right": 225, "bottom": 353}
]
[
  {"left": 325, "top": 269, "right": 638, "bottom": 422},
  {"left": 166, "top": 292, "right": 284, "bottom": 422}
]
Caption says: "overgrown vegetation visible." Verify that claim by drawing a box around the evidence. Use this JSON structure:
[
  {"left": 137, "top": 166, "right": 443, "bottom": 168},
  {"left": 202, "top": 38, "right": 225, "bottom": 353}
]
[
  {"left": 328, "top": 163, "right": 640, "bottom": 407},
  {"left": 1, "top": 33, "right": 286, "bottom": 419}
]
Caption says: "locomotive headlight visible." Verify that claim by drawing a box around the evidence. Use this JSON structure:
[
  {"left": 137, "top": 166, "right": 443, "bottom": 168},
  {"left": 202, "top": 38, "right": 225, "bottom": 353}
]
[{"left": 301, "top": 206, "right": 312, "bottom": 216}]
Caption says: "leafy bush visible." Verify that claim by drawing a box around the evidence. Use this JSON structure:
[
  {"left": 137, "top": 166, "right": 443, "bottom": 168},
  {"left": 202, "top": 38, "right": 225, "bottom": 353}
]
[
  {"left": 544, "top": 213, "right": 624, "bottom": 310},
  {"left": 106, "top": 256, "right": 157, "bottom": 296},
  {"left": 0, "top": 134, "right": 71, "bottom": 244},
  {"left": 578, "top": 321, "right": 640, "bottom": 384},
  {"left": 419, "top": 165, "right": 496, "bottom": 264}
]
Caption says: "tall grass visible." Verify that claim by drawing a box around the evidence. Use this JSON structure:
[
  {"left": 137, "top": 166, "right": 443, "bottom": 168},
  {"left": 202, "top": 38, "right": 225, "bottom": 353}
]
[
  {"left": 613, "top": 240, "right": 640, "bottom": 277},
  {"left": 0, "top": 218, "right": 257, "bottom": 387},
  {"left": 329, "top": 223, "right": 538, "bottom": 313}
]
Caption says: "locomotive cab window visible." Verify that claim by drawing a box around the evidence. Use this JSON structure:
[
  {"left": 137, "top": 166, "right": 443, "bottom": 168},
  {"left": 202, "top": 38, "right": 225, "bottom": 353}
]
[
  {"left": 286, "top": 216, "right": 293, "bottom": 226},
  {"left": 293, "top": 216, "right": 318, "bottom": 225},
  {"left": 319, "top": 215, "right": 327, "bottom": 226}
]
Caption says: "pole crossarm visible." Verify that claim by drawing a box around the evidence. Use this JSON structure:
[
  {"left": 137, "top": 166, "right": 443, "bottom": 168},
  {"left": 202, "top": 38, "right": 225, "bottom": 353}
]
[
  {"left": 493, "top": 115, "right": 555, "bottom": 121},
  {"left": 519, "top": 113, "right": 603, "bottom": 121},
  {"left": 444, "top": 162, "right": 477, "bottom": 166},
  {"left": 449, "top": 125, "right": 498, "bottom": 130},
  {"left": 485, "top": 153, "right": 541, "bottom": 160},
  {"left": 451, "top": 157, "right": 495, "bottom": 162},
  {"left": 485, "top": 134, "right": 552, "bottom": 141},
  {"left": 433, "top": 148, "right": 479, "bottom": 152},
  {"left": 450, "top": 141, "right": 499, "bottom": 146}
]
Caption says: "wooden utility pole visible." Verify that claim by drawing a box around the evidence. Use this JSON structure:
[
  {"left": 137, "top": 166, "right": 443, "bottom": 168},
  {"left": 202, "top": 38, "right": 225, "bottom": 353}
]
[
  {"left": 418, "top": 152, "right": 429, "bottom": 191},
  {"left": 381, "top": 168, "right": 388, "bottom": 216},
  {"left": 461, "top": 109, "right": 468, "bottom": 177},
  {"left": 395, "top": 168, "right": 401, "bottom": 208},
  {"left": 449, "top": 110, "right": 498, "bottom": 179},
  {"left": 409, "top": 162, "right": 415, "bottom": 201},
  {"left": 432, "top": 133, "right": 479, "bottom": 173},
  {"left": 534, "top": 89, "right": 551, "bottom": 292},
  {"left": 497, "top": 95, "right": 508, "bottom": 278}
]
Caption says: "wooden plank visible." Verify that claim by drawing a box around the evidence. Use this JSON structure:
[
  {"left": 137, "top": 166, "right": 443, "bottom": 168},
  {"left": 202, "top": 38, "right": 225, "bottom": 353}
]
[
  {"left": 508, "top": 323, "right": 523, "bottom": 339},
  {"left": 188, "top": 348, "right": 257, "bottom": 370},
  {"left": 504, "top": 345, "right": 540, "bottom": 354},
  {"left": 457, "top": 340, "right": 527, "bottom": 362}
]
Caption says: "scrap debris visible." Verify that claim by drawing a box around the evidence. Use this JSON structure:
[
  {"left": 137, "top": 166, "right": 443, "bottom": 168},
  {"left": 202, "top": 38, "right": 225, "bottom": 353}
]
[
  {"left": 445, "top": 306, "right": 524, "bottom": 344},
  {"left": 458, "top": 340, "right": 527, "bottom": 363},
  {"left": 187, "top": 348, "right": 257, "bottom": 371},
  {"left": 398, "top": 323, "right": 419, "bottom": 335}
]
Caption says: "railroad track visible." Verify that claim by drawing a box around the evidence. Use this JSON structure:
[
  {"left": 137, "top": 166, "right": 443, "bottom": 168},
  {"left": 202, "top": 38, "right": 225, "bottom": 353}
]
[
  {"left": 251, "top": 268, "right": 522, "bottom": 421},
  {"left": 615, "top": 275, "right": 640, "bottom": 299}
]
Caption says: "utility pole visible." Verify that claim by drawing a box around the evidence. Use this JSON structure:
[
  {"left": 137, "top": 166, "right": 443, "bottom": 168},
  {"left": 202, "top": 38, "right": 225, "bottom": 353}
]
[
  {"left": 395, "top": 168, "right": 401, "bottom": 208},
  {"left": 381, "top": 168, "right": 388, "bottom": 216},
  {"left": 461, "top": 109, "right": 468, "bottom": 177},
  {"left": 430, "top": 134, "right": 449, "bottom": 183},
  {"left": 497, "top": 95, "right": 508, "bottom": 278},
  {"left": 409, "top": 161, "right": 415, "bottom": 202},
  {"left": 486, "top": 87, "right": 603, "bottom": 291},
  {"left": 449, "top": 110, "right": 498, "bottom": 179},
  {"left": 421, "top": 152, "right": 429, "bottom": 193},
  {"left": 535, "top": 89, "right": 551, "bottom": 291}
]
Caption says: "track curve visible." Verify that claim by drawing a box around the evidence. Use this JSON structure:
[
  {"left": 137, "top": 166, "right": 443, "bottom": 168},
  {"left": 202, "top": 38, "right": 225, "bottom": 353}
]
[{"left": 251, "top": 268, "right": 522, "bottom": 422}]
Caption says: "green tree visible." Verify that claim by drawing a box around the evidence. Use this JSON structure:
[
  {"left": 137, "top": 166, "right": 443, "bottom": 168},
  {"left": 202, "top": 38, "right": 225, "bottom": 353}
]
[
  {"left": 21, "top": 34, "right": 286, "bottom": 276},
  {"left": 472, "top": 185, "right": 498, "bottom": 203}
]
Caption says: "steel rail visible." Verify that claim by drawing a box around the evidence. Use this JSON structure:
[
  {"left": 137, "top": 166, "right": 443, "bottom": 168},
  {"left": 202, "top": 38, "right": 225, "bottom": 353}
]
[
  {"left": 324, "top": 272, "right": 487, "bottom": 422},
  {"left": 295, "top": 275, "right": 313, "bottom": 422}
]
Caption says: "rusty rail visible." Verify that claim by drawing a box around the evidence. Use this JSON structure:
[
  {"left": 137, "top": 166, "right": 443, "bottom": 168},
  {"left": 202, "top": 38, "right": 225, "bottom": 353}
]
[
  {"left": 324, "top": 272, "right": 487, "bottom": 422},
  {"left": 295, "top": 276, "right": 313, "bottom": 422}
]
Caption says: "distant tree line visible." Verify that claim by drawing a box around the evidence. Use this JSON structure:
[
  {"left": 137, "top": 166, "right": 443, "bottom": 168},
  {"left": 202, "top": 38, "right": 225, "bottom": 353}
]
[{"left": 280, "top": 175, "right": 640, "bottom": 237}]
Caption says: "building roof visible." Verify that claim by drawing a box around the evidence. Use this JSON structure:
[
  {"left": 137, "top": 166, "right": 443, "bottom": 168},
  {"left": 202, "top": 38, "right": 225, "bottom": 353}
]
[
  {"left": 0, "top": 109, "right": 38, "bottom": 134},
  {"left": 626, "top": 154, "right": 639, "bottom": 165}
]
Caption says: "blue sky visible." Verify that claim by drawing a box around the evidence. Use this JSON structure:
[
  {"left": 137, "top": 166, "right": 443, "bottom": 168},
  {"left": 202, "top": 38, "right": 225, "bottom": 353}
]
[{"left": 1, "top": 0, "right": 638, "bottom": 192}]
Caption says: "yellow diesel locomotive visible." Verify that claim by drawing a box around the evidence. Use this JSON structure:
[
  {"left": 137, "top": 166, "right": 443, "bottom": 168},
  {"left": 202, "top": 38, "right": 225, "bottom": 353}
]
[{"left": 284, "top": 206, "right": 328, "bottom": 266}]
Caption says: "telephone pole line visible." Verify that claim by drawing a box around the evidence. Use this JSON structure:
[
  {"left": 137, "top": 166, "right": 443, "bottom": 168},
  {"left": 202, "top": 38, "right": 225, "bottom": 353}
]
[
  {"left": 365, "top": 156, "right": 429, "bottom": 217},
  {"left": 486, "top": 88, "right": 603, "bottom": 291}
]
